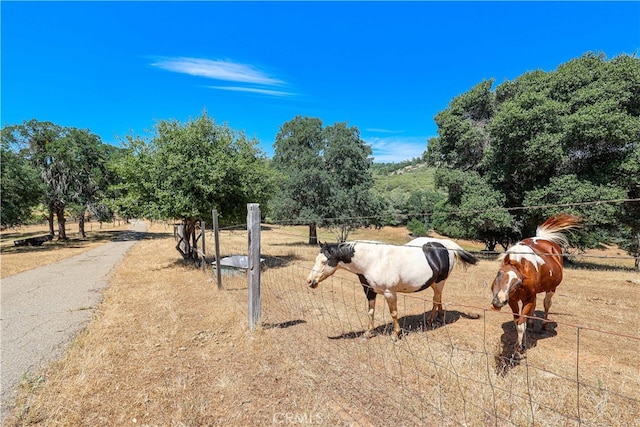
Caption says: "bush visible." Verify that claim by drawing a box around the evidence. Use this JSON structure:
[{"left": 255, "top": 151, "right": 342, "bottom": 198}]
[{"left": 407, "top": 218, "right": 428, "bottom": 237}]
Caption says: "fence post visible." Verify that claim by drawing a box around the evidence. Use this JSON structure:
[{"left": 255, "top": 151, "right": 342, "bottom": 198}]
[
  {"left": 213, "top": 209, "right": 222, "bottom": 289},
  {"left": 247, "top": 203, "right": 261, "bottom": 330},
  {"left": 200, "top": 220, "right": 206, "bottom": 272}
]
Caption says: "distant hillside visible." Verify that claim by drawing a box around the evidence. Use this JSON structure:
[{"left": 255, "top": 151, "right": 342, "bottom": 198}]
[{"left": 373, "top": 162, "right": 438, "bottom": 193}]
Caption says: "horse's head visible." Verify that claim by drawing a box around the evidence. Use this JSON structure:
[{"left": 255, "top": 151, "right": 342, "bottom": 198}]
[
  {"left": 306, "top": 242, "right": 353, "bottom": 288},
  {"left": 490, "top": 264, "right": 522, "bottom": 310}
]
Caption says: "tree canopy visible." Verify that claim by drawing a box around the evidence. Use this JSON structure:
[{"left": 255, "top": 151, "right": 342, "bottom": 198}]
[
  {"left": 111, "top": 112, "right": 276, "bottom": 257},
  {"left": 0, "top": 139, "right": 43, "bottom": 228},
  {"left": 270, "top": 116, "right": 384, "bottom": 242},
  {"left": 1, "top": 120, "right": 111, "bottom": 238},
  {"left": 423, "top": 52, "right": 640, "bottom": 257}
]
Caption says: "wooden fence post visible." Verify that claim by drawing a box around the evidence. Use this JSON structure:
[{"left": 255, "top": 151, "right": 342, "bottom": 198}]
[
  {"left": 247, "top": 203, "right": 261, "bottom": 330},
  {"left": 213, "top": 209, "right": 222, "bottom": 289},
  {"left": 200, "top": 220, "right": 206, "bottom": 272}
]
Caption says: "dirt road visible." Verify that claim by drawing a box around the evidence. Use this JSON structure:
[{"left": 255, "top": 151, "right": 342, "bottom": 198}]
[{"left": 0, "top": 220, "right": 147, "bottom": 420}]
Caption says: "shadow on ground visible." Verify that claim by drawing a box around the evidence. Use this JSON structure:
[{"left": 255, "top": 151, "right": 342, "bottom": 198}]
[
  {"left": 494, "top": 309, "right": 558, "bottom": 376},
  {"left": 327, "top": 310, "right": 481, "bottom": 340}
]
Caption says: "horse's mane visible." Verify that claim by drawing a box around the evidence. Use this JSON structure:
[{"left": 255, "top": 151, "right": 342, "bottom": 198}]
[{"left": 321, "top": 241, "right": 358, "bottom": 263}]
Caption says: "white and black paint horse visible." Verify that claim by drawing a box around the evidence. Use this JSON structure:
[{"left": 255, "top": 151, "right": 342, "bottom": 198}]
[{"left": 306, "top": 238, "right": 478, "bottom": 340}]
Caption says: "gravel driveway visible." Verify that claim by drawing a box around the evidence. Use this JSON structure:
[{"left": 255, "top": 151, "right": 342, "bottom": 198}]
[{"left": 1, "top": 220, "right": 147, "bottom": 420}]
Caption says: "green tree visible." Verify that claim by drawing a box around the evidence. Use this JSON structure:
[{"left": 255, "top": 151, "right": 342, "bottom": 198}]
[
  {"left": 424, "top": 52, "right": 640, "bottom": 258},
  {"left": 270, "top": 116, "right": 325, "bottom": 243},
  {"left": 405, "top": 189, "right": 444, "bottom": 221},
  {"left": 57, "top": 127, "right": 111, "bottom": 237},
  {"left": 484, "top": 87, "right": 566, "bottom": 207},
  {"left": 432, "top": 169, "right": 514, "bottom": 250},
  {"left": 0, "top": 139, "right": 44, "bottom": 228},
  {"left": 616, "top": 142, "right": 640, "bottom": 269},
  {"left": 107, "top": 136, "right": 156, "bottom": 221},
  {"left": 406, "top": 218, "right": 428, "bottom": 237},
  {"left": 112, "top": 112, "right": 276, "bottom": 259},
  {"left": 2, "top": 120, "right": 63, "bottom": 235},
  {"left": 523, "top": 174, "right": 627, "bottom": 248},
  {"left": 2, "top": 120, "right": 109, "bottom": 239},
  {"left": 319, "top": 122, "right": 385, "bottom": 241},
  {"left": 428, "top": 80, "right": 495, "bottom": 171},
  {"left": 39, "top": 127, "right": 108, "bottom": 239},
  {"left": 375, "top": 188, "right": 408, "bottom": 226},
  {"left": 271, "top": 116, "right": 382, "bottom": 243}
]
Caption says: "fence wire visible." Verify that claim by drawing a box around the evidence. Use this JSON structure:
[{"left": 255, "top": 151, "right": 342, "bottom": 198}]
[{"left": 204, "top": 221, "right": 639, "bottom": 427}]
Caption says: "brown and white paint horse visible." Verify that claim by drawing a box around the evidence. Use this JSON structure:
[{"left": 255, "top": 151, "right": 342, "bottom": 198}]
[
  {"left": 490, "top": 214, "right": 582, "bottom": 352},
  {"left": 306, "top": 238, "right": 478, "bottom": 340}
]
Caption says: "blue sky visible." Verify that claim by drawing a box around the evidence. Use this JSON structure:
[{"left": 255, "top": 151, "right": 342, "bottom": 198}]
[{"left": 2, "top": 2, "right": 639, "bottom": 163}]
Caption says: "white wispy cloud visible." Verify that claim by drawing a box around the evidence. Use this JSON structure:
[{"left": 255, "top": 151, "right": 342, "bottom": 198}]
[
  {"left": 364, "top": 135, "right": 429, "bottom": 163},
  {"left": 206, "top": 86, "right": 294, "bottom": 97},
  {"left": 152, "top": 57, "right": 284, "bottom": 85},
  {"left": 365, "top": 128, "right": 405, "bottom": 134}
]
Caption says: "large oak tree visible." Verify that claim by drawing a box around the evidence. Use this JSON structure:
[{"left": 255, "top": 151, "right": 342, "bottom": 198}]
[
  {"left": 2, "top": 120, "right": 109, "bottom": 239},
  {"left": 270, "top": 116, "right": 384, "bottom": 243},
  {"left": 111, "top": 112, "right": 276, "bottom": 259},
  {"left": 424, "top": 52, "right": 640, "bottom": 259}
]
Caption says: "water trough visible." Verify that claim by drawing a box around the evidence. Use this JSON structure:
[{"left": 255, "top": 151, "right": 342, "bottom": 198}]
[{"left": 212, "top": 255, "right": 265, "bottom": 276}]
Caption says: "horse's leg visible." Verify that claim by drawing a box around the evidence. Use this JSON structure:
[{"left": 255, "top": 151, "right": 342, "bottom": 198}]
[
  {"left": 542, "top": 291, "right": 554, "bottom": 331},
  {"left": 508, "top": 299, "right": 520, "bottom": 323},
  {"left": 383, "top": 289, "right": 401, "bottom": 341},
  {"left": 364, "top": 294, "right": 377, "bottom": 339},
  {"left": 518, "top": 298, "right": 536, "bottom": 351},
  {"left": 507, "top": 299, "right": 523, "bottom": 350},
  {"left": 527, "top": 299, "right": 537, "bottom": 331},
  {"left": 427, "top": 281, "right": 445, "bottom": 327},
  {"left": 360, "top": 277, "right": 377, "bottom": 339}
]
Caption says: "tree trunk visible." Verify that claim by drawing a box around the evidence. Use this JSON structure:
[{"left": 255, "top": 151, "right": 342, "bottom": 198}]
[
  {"left": 484, "top": 239, "right": 497, "bottom": 252},
  {"left": 338, "top": 225, "right": 351, "bottom": 243},
  {"left": 55, "top": 201, "right": 67, "bottom": 240},
  {"left": 634, "top": 232, "right": 640, "bottom": 271},
  {"left": 308, "top": 222, "right": 318, "bottom": 245},
  {"left": 188, "top": 221, "right": 198, "bottom": 260},
  {"left": 176, "top": 223, "right": 187, "bottom": 258},
  {"left": 48, "top": 203, "right": 55, "bottom": 236},
  {"left": 78, "top": 212, "right": 86, "bottom": 238}
]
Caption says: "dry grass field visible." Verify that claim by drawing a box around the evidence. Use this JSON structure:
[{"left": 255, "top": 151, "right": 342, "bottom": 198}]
[
  {"left": 1, "top": 221, "right": 131, "bottom": 279},
  {"left": 3, "top": 223, "right": 639, "bottom": 426}
]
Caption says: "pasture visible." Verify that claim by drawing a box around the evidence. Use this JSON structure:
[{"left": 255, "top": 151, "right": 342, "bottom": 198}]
[{"left": 5, "top": 223, "right": 639, "bottom": 426}]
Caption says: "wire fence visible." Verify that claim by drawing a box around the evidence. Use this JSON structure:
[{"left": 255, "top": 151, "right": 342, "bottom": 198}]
[{"left": 202, "top": 215, "right": 640, "bottom": 427}]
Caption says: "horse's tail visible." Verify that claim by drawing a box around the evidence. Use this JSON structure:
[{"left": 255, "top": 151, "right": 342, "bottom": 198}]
[
  {"left": 441, "top": 240, "right": 478, "bottom": 269},
  {"left": 536, "top": 213, "right": 583, "bottom": 247},
  {"left": 406, "top": 237, "right": 478, "bottom": 270},
  {"left": 455, "top": 246, "right": 479, "bottom": 268}
]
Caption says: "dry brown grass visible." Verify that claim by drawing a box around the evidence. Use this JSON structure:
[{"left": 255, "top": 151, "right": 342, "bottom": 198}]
[
  {"left": 1, "top": 221, "right": 131, "bottom": 278},
  {"left": 5, "top": 224, "right": 640, "bottom": 426}
]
